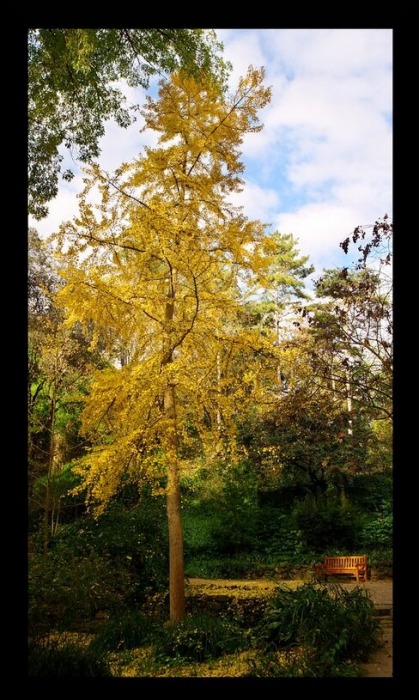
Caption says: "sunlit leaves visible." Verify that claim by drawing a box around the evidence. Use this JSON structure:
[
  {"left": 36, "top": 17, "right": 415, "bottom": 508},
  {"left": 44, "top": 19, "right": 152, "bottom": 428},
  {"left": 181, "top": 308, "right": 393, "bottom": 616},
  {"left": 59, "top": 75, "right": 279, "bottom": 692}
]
[{"left": 54, "top": 69, "right": 278, "bottom": 512}]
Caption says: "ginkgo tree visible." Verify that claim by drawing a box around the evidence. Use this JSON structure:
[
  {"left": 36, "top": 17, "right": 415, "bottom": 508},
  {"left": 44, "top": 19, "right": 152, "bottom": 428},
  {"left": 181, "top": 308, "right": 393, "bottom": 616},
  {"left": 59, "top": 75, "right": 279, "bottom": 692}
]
[{"left": 54, "top": 67, "right": 282, "bottom": 621}]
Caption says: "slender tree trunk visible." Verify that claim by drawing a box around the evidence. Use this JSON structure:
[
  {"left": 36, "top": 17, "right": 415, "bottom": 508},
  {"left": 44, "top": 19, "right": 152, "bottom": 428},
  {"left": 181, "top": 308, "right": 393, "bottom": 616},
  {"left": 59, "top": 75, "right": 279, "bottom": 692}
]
[
  {"left": 163, "top": 271, "right": 185, "bottom": 622},
  {"left": 346, "top": 366, "right": 353, "bottom": 436},
  {"left": 329, "top": 351, "right": 337, "bottom": 400},
  {"left": 275, "top": 303, "right": 282, "bottom": 387},
  {"left": 43, "top": 396, "right": 56, "bottom": 557},
  {"left": 216, "top": 351, "right": 222, "bottom": 432},
  {"left": 164, "top": 382, "right": 185, "bottom": 622}
]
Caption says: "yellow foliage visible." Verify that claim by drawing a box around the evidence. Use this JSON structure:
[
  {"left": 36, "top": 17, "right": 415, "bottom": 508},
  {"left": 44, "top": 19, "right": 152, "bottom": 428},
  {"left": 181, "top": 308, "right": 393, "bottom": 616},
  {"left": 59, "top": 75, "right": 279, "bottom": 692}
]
[{"left": 53, "top": 68, "right": 282, "bottom": 512}]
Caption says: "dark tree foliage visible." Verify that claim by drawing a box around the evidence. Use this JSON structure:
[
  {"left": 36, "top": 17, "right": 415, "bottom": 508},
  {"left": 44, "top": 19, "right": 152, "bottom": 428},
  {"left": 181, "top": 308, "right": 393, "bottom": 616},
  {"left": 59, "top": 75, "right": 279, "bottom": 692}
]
[
  {"left": 303, "top": 215, "right": 392, "bottom": 421},
  {"left": 340, "top": 214, "right": 392, "bottom": 269}
]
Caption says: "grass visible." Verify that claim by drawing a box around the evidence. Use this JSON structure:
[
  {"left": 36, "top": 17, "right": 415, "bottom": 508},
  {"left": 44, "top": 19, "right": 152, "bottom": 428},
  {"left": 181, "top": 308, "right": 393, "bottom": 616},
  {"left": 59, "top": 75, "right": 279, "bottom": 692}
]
[
  {"left": 89, "top": 610, "right": 160, "bottom": 652},
  {"left": 28, "top": 635, "right": 111, "bottom": 677}
]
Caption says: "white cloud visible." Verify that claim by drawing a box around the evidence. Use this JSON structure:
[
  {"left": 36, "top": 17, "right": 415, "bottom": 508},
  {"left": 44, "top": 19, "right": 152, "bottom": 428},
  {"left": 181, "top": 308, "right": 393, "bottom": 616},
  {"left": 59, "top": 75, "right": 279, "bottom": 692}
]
[
  {"left": 229, "top": 179, "right": 281, "bottom": 223},
  {"left": 217, "top": 29, "right": 392, "bottom": 275},
  {"left": 274, "top": 201, "right": 386, "bottom": 275},
  {"left": 267, "top": 29, "right": 392, "bottom": 78},
  {"left": 30, "top": 28, "right": 392, "bottom": 285},
  {"left": 97, "top": 82, "right": 158, "bottom": 173},
  {"left": 216, "top": 29, "right": 266, "bottom": 85},
  {"left": 29, "top": 175, "right": 82, "bottom": 239}
]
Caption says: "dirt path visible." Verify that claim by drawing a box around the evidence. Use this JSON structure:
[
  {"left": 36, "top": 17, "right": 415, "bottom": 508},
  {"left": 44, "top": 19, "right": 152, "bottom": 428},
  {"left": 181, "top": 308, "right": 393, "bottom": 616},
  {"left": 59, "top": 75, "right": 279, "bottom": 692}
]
[
  {"left": 187, "top": 576, "right": 392, "bottom": 605},
  {"left": 359, "top": 616, "right": 392, "bottom": 677},
  {"left": 187, "top": 577, "right": 393, "bottom": 677}
]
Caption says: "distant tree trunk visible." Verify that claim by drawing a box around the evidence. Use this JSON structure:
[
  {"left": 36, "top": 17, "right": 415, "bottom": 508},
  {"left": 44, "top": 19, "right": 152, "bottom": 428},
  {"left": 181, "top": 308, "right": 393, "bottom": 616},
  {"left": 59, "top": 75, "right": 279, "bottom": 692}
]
[
  {"left": 43, "top": 396, "right": 56, "bottom": 556},
  {"left": 346, "top": 366, "right": 353, "bottom": 436},
  {"left": 51, "top": 433, "right": 65, "bottom": 535}
]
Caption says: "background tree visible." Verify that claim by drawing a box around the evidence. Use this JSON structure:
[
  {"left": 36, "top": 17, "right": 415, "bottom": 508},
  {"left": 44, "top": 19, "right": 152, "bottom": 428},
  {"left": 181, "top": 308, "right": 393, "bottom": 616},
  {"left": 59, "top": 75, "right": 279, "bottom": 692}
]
[
  {"left": 242, "top": 232, "right": 313, "bottom": 339},
  {"left": 54, "top": 68, "right": 273, "bottom": 621},
  {"left": 237, "top": 334, "right": 374, "bottom": 494},
  {"left": 29, "top": 229, "right": 103, "bottom": 551},
  {"left": 28, "top": 28, "right": 229, "bottom": 219},
  {"left": 305, "top": 216, "right": 392, "bottom": 422}
]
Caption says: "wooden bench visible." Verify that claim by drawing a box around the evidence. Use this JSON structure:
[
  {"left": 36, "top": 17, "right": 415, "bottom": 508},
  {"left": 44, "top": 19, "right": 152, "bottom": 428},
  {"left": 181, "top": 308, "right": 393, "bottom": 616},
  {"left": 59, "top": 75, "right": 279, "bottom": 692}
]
[{"left": 315, "top": 555, "right": 367, "bottom": 583}]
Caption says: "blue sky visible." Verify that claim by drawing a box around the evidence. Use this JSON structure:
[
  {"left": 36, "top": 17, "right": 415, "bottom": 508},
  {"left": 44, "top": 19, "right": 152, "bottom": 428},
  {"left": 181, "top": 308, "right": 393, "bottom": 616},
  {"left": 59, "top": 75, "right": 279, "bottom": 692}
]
[{"left": 30, "top": 28, "right": 392, "bottom": 281}]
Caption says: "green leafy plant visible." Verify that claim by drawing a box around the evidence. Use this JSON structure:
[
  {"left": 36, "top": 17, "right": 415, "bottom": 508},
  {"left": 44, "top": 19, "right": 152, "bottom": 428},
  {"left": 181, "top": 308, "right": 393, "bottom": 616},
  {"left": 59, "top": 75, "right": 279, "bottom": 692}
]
[
  {"left": 358, "top": 512, "right": 392, "bottom": 549},
  {"left": 183, "top": 461, "right": 260, "bottom": 559},
  {"left": 256, "top": 507, "right": 300, "bottom": 560},
  {"left": 89, "top": 611, "right": 160, "bottom": 652},
  {"left": 348, "top": 473, "right": 392, "bottom": 512},
  {"left": 255, "top": 582, "right": 381, "bottom": 670},
  {"left": 29, "top": 489, "right": 170, "bottom": 636},
  {"left": 154, "top": 613, "right": 246, "bottom": 663},
  {"left": 50, "top": 493, "right": 169, "bottom": 595}
]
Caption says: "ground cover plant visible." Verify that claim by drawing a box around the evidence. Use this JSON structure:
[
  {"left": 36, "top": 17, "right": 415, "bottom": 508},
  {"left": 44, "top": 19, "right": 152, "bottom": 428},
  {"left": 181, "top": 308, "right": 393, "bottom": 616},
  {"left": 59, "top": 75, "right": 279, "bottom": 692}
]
[{"left": 29, "top": 580, "right": 382, "bottom": 677}]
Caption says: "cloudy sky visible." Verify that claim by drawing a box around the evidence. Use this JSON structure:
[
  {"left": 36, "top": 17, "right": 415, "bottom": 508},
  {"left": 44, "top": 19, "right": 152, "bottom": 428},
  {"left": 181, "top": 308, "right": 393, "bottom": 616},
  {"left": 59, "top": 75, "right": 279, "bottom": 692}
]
[{"left": 30, "top": 28, "right": 392, "bottom": 281}]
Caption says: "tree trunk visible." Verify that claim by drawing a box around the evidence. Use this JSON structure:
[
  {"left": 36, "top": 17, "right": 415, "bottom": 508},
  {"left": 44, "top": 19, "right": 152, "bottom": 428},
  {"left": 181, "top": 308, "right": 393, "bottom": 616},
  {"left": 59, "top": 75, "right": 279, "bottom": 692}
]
[
  {"left": 43, "top": 396, "right": 56, "bottom": 557},
  {"left": 164, "top": 381, "right": 185, "bottom": 622},
  {"left": 345, "top": 366, "right": 353, "bottom": 436},
  {"left": 163, "top": 272, "right": 185, "bottom": 622}
]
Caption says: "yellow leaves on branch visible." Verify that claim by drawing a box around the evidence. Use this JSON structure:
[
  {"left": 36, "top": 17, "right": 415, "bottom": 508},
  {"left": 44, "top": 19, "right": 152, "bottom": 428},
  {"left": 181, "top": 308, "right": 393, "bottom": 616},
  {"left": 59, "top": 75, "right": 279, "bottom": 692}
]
[{"left": 54, "top": 67, "right": 282, "bottom": 511}]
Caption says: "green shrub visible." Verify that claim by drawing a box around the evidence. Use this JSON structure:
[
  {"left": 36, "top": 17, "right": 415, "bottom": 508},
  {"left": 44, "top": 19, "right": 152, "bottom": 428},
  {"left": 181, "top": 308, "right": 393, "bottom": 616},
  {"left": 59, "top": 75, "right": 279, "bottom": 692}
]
[
  {"left": 368, "top": 549, "right": 393, "bottom": 566},
  {"left": 29, "top": 551, "right": 137, "bottom": 634},
  {"left": 185, "top": 553, "right": 268, "bottom": 579},
  {"left": 368, "top": 549, "right": 393, "bottom": 578},
  {"left": 215, "top": 556, "right": 256, "bottom": 579},
  {"left": 89, "top": 610, "right": 160, "bottom": 652},
  {"left": 255, "top": 582, "right": 381, "bottom": 669},
  {"left": 182, "top": 511, "right": 217, "bottom": 553},
  {"left": 187, "top": 594, "right": 269, "bottom": 629},
  {"left": 348, "top": 473, "right": 392, "bottom": 512},
  {"left": 256, "top": 507, "right": 300, "bottom": 560},
  {"left": 293, "top": 495, "right": 361, "bottom": 553},
  {"left": 154, "top": 613, "right": 246, "bottom": 663},
  {"left": 184, "top": 555, "right": 225, "bottom": 579},
  {"left": 29, "top": 491, "right": 170, "bottom": 636},
  {"left": 28, "top": 638, "right": 111, "bottom": 677},
  {"left": 357, "top": 512, "right": 392, "bottom": 549},
  {"left": 213, "top": 462, "right": 259, "bottom": 553},
  {"left": 50, "top": 494, "right": 168, "bottom": 595},
  {"left": 182, "top": 461, "right": 259, "bottom": 556}
]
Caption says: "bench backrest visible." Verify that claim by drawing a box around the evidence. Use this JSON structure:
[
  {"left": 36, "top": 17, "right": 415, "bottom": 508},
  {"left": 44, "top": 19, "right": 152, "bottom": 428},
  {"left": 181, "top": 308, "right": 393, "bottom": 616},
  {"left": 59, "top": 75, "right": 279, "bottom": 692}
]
[{"left": 324, "top": 555, "right": 366, "bottom": 568}]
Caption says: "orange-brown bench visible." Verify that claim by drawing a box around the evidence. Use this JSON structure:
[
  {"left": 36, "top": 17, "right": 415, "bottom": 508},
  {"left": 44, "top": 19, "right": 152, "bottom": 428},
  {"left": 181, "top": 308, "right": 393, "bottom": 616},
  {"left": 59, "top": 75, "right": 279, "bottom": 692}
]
[{"left": 315, "top": 555, "right": 367, "bottom": 583}]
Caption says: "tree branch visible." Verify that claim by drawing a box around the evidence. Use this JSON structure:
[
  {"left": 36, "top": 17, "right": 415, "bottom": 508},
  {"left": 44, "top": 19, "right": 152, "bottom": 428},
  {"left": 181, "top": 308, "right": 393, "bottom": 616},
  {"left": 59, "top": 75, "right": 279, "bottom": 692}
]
[{"left": 142, "top": 309, "right": 163, "bottom": 326}]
